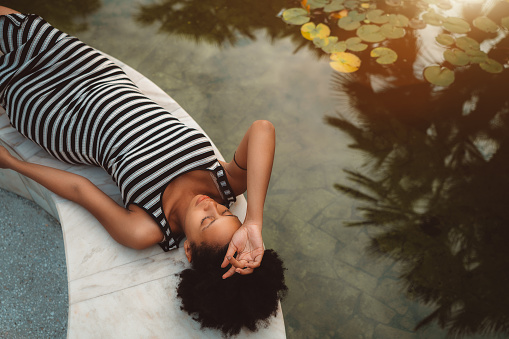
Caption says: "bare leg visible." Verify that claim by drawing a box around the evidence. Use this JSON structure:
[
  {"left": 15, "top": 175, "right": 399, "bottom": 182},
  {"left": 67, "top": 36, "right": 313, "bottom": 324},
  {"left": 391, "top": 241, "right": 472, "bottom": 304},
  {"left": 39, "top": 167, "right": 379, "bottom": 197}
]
[{"left": 0, "top": 6, "right": 20, "bottom": 15}]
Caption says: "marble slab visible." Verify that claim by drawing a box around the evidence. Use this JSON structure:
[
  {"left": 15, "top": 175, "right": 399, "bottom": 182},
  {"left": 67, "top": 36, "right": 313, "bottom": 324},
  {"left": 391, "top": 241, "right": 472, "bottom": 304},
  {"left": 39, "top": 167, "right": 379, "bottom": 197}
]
[{"left": 0, "top": 52, "right": 284, "bottom": 337}]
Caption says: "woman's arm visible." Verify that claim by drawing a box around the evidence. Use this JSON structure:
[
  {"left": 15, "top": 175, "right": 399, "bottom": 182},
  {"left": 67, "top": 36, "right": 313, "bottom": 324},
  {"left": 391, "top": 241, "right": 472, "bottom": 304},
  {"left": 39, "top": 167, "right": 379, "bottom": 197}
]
[
  {"left": 0, "top": 146, "right": 162, "bottom": 249},
  {"left": 220, "top": 120, "right": 276, "bottom": 278}
]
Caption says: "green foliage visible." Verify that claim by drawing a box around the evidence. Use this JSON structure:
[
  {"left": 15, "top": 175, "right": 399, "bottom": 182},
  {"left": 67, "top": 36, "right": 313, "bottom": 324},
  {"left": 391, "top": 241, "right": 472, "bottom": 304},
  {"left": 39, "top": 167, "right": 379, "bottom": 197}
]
[
  {"left": 473, "top": 16, "right": 498, "bottom": 33},
  {"left": 423, "top": 66, "right": 455, "bottom": 86},
  {"left": 371, "top": 47, "right": 398, "bottom": 64},
  {"left": 436, "top": 34, "right": 454, "bottom": 46}
]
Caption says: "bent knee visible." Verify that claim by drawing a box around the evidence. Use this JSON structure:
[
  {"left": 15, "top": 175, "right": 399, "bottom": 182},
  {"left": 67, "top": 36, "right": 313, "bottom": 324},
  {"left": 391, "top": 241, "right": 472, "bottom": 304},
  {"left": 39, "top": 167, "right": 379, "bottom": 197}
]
[
  {"left": 0, "top": 6, "right": 21, "bottom": 16},
  {"left": 252, "top": 120, "right": 275, "bottom": 133}
]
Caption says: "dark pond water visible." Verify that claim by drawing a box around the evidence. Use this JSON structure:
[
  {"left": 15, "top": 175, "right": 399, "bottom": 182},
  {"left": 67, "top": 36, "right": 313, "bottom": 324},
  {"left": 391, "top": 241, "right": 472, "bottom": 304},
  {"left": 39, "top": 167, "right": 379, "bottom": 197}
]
[{"left": 3, "top": 0, "right": 509, "bottom": 337}]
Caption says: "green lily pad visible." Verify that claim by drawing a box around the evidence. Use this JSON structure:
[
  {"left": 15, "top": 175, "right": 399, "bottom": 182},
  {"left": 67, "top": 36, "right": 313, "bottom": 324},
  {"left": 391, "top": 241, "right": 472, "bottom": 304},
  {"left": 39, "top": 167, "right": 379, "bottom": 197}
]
[
  {"left": 357, "top": 24, "right": 386, "bottom": 42},
  {"left": 330, "top": 52, "right": 361, "bottom": 73},
  {"left": 455, "top": 36, "right": 480, "bottom": 52},
  {"left": 480, "top": 58, "right": 503, "bottom": 73},
  {"left": 301, "top": 22, "right": 331, "bottom": 40},
  {"left": 324, "top": 0, "right": 346, "bottom": 12},
  {"left": 381, "top": 23, "right": 405, "bottom": 39},
  {"left": 443, "top": 17, "right": 471, "bottom": 34},
  {"left": 409, "top": 18, "right": 426, "bottom": 29},
  {"left": 444, "top": 49, "right": 469, "bottom": 66},
  {"left": 338, "top": 16, "right": 361, "bottom": 30},
  {"left": 501, "top": 16, "right": 509, "bottom": 29},
  {"left": 323, "top": 40, "right": 348, "bottom": 53},
  {"left": 282, "top": 8, "right": 310, "bottom": 25},
  {"left": 345, "top": 0, "right": 359, "bottom": 9},
  {"left": 314, "top": 37, "right": 330, "bottom": 48},
  {"left": 349, "top": 10, "right": 366, "bottom": 21},
  {"left": 389, "top": 14, "right": 409, "bottom": 27},
  {"left": 308, "top": 0, "right": 329, "bottom": 9},
  {"left": 467, "top": 50, "right": 488, "bottom": 63},
  {"left": 345, "top": 37, "right": 368, "bottom": 51},
  {"left": 422, "top": 9, "right": 444, "bottom": 26},
  {"left": 423, "top": 66, "right": 455, "bottom": 86},
  {"left": 366, "top": 9, "right": 390, "bottom": 24},
  {"left": 371, "top": 47, "right": 398, "bottom": 64},
  {"left": 436, "top": 34, "right": 454, "bottom": 46},
  {"left": 473, "top": 16, "right": 498, "bottom": 33}
]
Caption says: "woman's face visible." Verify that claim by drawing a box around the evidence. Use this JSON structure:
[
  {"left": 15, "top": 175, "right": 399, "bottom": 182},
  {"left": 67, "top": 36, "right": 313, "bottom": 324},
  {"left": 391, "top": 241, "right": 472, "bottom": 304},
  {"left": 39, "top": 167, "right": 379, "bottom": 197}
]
[{"left": 184, "top": 194, "right": 241, "bottom": 247}]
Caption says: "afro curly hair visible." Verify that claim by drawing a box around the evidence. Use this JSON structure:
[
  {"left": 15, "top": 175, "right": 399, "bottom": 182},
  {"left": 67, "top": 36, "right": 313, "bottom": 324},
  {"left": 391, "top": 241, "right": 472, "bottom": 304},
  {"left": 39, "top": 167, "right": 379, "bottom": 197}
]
[{"left": 176, "top": 243, "right": 287, "bottom": 337}]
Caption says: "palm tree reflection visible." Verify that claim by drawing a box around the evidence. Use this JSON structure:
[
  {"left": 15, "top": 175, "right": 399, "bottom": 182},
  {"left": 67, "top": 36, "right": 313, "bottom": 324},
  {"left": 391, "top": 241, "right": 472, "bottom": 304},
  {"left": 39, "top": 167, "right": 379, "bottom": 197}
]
[
  {"left": 1, "top": 0, "right": 100, "bottom": 32},
  {"left": 328, "top": 12, "right": 509, "bottom": 335},
  {"left": 135, "top": 0, "right": 296, "bottom": 46}
]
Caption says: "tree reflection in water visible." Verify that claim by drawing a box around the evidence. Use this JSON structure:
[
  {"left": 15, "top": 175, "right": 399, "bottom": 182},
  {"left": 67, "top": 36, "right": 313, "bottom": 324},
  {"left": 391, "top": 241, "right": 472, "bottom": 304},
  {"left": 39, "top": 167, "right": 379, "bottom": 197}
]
[
  {"left": 1, "top": 0, "right": 100, "bottom": 32},
  {"left": 135, "top": 0, "right": 298, "bottom": 46},
  {"left": 328, "top": 1, "right": 509, "bottom": 336}
]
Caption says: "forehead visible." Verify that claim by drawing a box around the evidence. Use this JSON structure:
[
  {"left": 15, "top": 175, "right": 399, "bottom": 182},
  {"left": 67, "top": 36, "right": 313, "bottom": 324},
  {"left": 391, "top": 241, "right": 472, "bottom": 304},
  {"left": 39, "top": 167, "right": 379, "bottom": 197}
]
[{"left": 201, "top": 215, "right": 241, "bottom": 245}]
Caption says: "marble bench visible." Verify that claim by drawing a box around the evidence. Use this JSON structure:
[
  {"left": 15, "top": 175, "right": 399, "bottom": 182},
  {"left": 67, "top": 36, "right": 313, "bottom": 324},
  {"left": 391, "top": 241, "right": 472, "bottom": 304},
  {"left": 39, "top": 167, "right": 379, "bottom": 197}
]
[{"left": 0, "top": 54, "right": 286, "bottom": 338}]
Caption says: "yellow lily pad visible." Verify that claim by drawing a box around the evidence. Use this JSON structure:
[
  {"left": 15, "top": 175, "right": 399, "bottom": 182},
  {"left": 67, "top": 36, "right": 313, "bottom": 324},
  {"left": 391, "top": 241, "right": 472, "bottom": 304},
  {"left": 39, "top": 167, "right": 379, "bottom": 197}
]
[
  {"left": 283, "top": 8, "right": 311, "bottom": 25},
  {"left": 480, "top": 58, "right": 503, "bottom": 73},
  {"left": 301, "top": 22, "right": 331, "bottom": 40},
  {"left": 444, "top": 49, "right": 469, "bottom": 66},
  {"left": 443, "top": 17, "right": 471, "bottom": 34},
  {"left": 370, "top": 47, "right": 398, "bottom": 64},
  {"left": 330, "top": 52, "right": 361, "bottom": 73},
  {"left": 423, "top": 66, "right": 455, "bottom": 86},
  {"left": 356, "top": 24, "right": 386, "bottom": 42},
  {"left": 436, "top": 34, "right": 454, "bottom": 46},
  {"left": 473, "top": 16, "right": 498, "bottom": 33}
]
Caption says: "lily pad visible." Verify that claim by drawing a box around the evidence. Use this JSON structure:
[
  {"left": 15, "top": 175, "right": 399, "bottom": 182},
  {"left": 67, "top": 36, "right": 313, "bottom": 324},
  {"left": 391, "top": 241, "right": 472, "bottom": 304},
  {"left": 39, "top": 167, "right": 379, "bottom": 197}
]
[
  {"left": 389, "top": 14, "right": 409, "bottom": 27},
  {"left": 366, "top": 9, "right": 390, "bottom": 24},
  {"left": 282, "top": 8, "right": 311, "bottom": 25},
  {"left": 346, "top": 37, "right": 368, "bottom": 51},
  {"left": 422, "top": 9, "right": 444, "bottom": 26},
  {"left": 473, "top": 16, "right": 498, "bottom": 33},
  {"left": 301, "top": 22, "right": 331, "bottom": 40},
  {"left": 443, "top": 17, "right": 471, "bottom": 34},
  {"left": 436, "top": 34, "right": 454, "bottom": 46},
  {"left": 330, "top": 52, "right": 361, "bottom": 73},
  {"left": 349, "top": 10, "right": 366, "bottom": 21},
  {"left": 409, "top": 18, "right": 427, "bottom": 29},
  {"left": 308, "top": 0, "right": 329, "bottom": 9},
  {"left": 357, "top": 24, "right": 386, "bottom": 42},
  {"left": 345, "top": 0, "right": 359, "bottom": 9},
  {"left": 423, "top": 66, "right": 455, "bottom": 86},
  {"left": 501, "top": 16, "right": 509, "bottom": 29},
  {"left": 338, "top": 16, "right": 362, "bottom": 30},
  {"left": 381, "top": 23, "right": 405, "bottom": 39},
  {"left": 314, "top": 37, "right": 330, "bottom": 48},
  {"left": 467, "top": 50, "right": 488, "bottom": 63},
  {"left": 371, "top": 47, "right": 398, "bottom": 64},
  {"left": 444, "top": 49, "right": 469, "bottom": 66},
  {"left": 480, "top": 58, "right": 503, "bottom": 73},
  {"left": 323, "top": 40, "right": 348, "bottom": 53},
  {"left": 325, "top": 0, "right": 346, "bottom": 12},
  {"left": 456, "top": 36, "right": 480, "bottom": 52}
]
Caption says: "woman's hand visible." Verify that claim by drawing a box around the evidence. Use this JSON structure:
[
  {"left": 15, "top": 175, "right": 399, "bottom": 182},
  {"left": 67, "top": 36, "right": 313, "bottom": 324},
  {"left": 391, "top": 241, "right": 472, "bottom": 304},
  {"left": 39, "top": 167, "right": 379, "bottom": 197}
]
[
  {"left": 221, "top": 222, "right": 264, "bottom": 279},
  {"left": 0, "top": 145, "right": 15, "bottom": 169}
]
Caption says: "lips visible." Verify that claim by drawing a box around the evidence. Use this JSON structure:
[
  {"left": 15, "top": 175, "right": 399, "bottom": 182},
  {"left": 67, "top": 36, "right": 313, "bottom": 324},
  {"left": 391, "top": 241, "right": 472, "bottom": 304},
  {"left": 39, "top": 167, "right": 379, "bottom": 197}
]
[{"left": 196, "top": 195, "right": 210, "bottom": 207}]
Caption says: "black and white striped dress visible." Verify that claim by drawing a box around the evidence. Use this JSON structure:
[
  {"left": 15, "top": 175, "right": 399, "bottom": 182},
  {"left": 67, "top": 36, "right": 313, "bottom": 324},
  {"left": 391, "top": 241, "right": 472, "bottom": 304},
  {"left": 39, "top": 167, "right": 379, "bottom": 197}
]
[{"left": 0, "top": 14, "right": 236, "bottom": 251}]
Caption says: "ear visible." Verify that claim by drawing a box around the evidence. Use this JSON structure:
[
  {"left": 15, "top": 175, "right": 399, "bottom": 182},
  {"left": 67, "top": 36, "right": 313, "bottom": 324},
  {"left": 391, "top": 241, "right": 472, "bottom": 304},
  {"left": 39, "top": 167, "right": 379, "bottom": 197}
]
[{"left": 184, "top": 240, "right": 192, "bottom": 263}]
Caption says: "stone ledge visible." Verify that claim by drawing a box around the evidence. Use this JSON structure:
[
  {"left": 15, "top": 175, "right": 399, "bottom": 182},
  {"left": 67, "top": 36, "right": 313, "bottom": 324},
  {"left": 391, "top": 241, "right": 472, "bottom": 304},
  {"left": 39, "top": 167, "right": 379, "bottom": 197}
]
[{"left": 0, "top": 53, "right": 285, "bottom": 338}]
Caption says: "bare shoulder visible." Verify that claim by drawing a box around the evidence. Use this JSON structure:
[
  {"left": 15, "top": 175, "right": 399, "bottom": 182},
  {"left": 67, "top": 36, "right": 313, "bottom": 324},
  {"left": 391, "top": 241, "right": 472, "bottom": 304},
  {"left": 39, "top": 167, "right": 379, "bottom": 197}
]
[
  {"left": 0, "top": 6, "right": 21, "bottom": 15},
  {"left": 127, "top": 204, "right": 164, "bottom": 248}
]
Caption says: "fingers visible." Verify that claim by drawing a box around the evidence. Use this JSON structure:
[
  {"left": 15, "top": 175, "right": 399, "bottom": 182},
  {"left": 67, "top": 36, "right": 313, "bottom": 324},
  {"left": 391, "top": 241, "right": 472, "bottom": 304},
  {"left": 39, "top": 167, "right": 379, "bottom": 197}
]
[
  {"left": 222, "top": 265, "right": 237, "bottom": 279},
  {"left": 235, "top": 267, "right": 254, "bottom": 275},
  {"left": 221, "top": 243, "right": 238, "bottom": 268}
]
